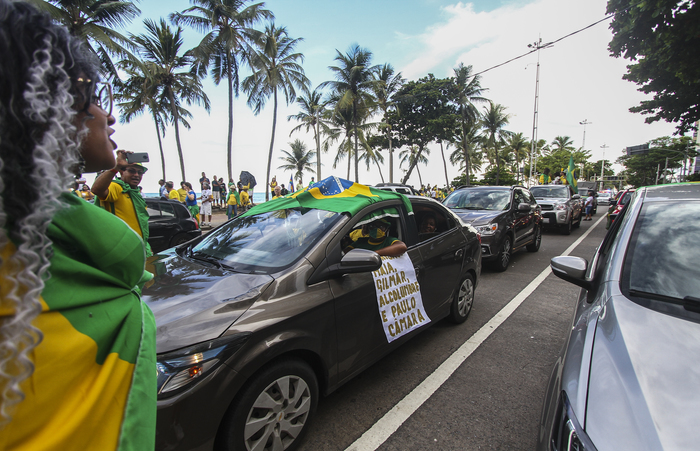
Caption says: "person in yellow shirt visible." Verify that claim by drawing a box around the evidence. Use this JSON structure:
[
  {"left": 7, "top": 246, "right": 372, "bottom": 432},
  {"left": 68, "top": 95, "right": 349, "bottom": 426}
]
[
  {"left": 226, "top": 188, "right": 240, "bottom": 219},
  {"left": 240, "top": 185, "right": 251, "bottom": 211},
  {"left": 177, "top": 182, "right": 188, "bottom": 203},
  {"left": 272, "top": 185, "right": 283, "bottom": 199}
]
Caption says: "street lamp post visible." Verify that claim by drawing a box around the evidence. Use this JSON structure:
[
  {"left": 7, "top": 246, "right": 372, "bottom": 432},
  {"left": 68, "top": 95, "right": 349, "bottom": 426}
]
[
  {"left": 528, "top": 38, "right": 553, "bottom": 187},
  {"left": 580, "top": 119, "right": 592, "bottom": 151},
  {"left": 599, "top": 143, "right": 608, "bottom": 192}
]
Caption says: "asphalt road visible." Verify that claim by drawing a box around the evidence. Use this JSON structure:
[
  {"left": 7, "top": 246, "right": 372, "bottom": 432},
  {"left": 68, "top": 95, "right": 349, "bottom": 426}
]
[{"left": 296, "top": 214, "right": 609, "bottom": 451}]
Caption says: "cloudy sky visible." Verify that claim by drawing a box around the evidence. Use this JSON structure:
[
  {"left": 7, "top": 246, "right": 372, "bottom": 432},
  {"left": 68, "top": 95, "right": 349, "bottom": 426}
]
[{"left": 114, "top": 0, "right": 678, "bottom": 193}]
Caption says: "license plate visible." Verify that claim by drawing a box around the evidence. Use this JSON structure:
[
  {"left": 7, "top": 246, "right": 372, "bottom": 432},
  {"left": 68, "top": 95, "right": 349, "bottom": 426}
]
[{"left": 542, "top": 218, "right": 549, "bottom": 224}]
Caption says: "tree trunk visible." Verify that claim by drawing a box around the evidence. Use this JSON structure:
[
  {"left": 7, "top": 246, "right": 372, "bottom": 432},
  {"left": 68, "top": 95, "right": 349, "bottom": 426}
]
[
  {"left": 375, "top": 157, "right": 385, "bottom": 183},
  {"left": 462, "top": 124, "right": 471, "bottom": 186},
  {"left": 168, "top": 87, "right": 186, "bottom": 182},
  {"left": 265, "top": 89, "right": 278, "bottom": 201},
  {"left": 315, "top": 120, "right": 321, "bottom": 181},
  {"left": 401, "top": 144, "right": 424, "bottom": 185},
  {"left": 440, "top": 140, "right": 449, "bottom": 187},
  {"left": 353, "top": 101, "right": 359, "bottom": 182},
  {"left": 417, "top": 165, "right": 423, "bottom": 187},
  {"left": 346, "top": 146, "right": 351, "bottom": 180},
  {"left": 153, "top": 110, "right": 166, "bottom": 181},
  {"left": 226, "top": 58, "right": 234, "bottom": 182},
  {"left": 388, "top": 128, "right": 394, "bottom": 183},
  {"left": 495, "top": 145, "right": 500, "bottom": 185}
]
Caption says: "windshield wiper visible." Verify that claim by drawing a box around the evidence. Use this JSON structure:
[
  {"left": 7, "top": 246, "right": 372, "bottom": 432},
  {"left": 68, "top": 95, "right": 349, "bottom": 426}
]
[
  {"left": 628, "top": 289, "right": 700, "bottom": 313},
  {"left": 189, "top": 252, "right": 236, "bottom": 271}
]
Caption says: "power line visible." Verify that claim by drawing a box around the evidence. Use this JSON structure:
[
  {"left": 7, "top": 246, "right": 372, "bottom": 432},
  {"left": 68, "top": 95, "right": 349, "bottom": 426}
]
[{"left": 472, "top": 13, "right": 614, "bottom": 78}]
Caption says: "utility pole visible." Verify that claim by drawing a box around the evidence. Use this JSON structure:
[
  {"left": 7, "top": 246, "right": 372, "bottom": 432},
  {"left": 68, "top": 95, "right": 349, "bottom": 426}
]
[
  {"left": 599, "top": 143, "right": 608, "bottom": 192},
  {"left": 580, "top": 119, "right": 592, "bottom": 151},
  {"left": 527, "top": 37, "right": 553, "bottom": 187}
]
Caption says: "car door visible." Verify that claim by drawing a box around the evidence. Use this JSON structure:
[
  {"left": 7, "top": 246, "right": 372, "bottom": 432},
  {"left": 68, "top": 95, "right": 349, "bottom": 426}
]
[
  {"left": 410, "top": 201, "right": 465, "bottom": 318},
  {"left": 148, "top": 201, "right": 181, "bottom": 251},
  {"left": 329, "top": 203, "right": 426, "bottom": 386},
  {"left": 512, "top": 188, "right": 535, "bottom": 247}
]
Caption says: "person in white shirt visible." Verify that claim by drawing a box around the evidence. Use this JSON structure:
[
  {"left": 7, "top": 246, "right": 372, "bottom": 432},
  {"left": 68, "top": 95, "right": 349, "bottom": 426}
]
[
  {"left": 200, "top": 183, "right": 213, "bottom": 226},
  {"left": 584, "top": 192, "right": 595, "bottom": 221}
]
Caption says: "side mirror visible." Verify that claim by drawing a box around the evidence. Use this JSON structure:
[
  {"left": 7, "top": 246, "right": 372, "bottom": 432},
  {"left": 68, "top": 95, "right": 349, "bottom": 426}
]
[
  {"left": 572, "top": 194, "right": 581, "bottom": 199},
  {"left": 550, "top": 256, "right": 591, "bottom": 291},
  {"left": 307, "top": 249, "right": 382, "bottom": 285},
  {"left": 517, "top": 203, "right": 531, "bottom": 212}
]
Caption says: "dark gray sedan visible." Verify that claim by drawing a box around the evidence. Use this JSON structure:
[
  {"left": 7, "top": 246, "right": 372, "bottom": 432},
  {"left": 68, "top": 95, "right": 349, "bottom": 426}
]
[
  {"left": 538, "top": 184, "right": 700, "bottom": 451},
  {"left": 144, "top": 182, "right": 481, "bottom": 451}
]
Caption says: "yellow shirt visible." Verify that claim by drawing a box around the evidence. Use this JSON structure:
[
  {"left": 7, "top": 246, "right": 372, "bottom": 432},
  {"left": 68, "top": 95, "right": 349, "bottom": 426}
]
[
  {"left": 177, "top": 188, "right": 187, "bottom": 202},
  {"left": 240, "top": 191, "right": 250, "bottom": 206},
  {"left": 97, "top": 182, "right": 145, "bottom": 239},
  {"left": 168, "top": 190, "right": 180, "bottom": 201}
]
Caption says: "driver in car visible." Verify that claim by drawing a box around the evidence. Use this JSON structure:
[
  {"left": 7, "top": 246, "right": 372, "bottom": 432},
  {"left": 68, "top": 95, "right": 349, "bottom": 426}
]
[{"left": 344, "top": 218, "right": 407, "bottom": 257}]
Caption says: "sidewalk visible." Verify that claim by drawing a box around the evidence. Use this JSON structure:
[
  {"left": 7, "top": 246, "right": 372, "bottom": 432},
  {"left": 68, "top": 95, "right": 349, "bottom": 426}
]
[{"left": 200, "top": 206, "right": 240, "bottom": 234}]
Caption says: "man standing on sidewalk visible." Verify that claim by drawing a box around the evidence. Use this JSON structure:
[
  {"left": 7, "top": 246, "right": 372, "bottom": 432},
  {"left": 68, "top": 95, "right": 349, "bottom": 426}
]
[
  {"left": 200, "top": 182, "right": 213, "bottom": 226},
  {"left": 92, "top": 150, "right": 152, "bottom": 256}
]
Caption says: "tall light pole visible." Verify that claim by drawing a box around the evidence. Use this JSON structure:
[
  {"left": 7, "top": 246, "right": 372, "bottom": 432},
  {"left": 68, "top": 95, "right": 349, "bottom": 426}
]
[
  {"left": 528, "top": 37, "right": 553, "bottom": 186},
  {"left": 600, "top": 143, "right": 609, "bottom": 191},
  {"left": 579, "top": 119, "right": 592, "bottom": 151}
]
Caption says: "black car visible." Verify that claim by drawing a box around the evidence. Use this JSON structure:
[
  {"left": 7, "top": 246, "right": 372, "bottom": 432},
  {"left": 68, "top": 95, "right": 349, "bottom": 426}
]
[
  {"left": 142, "top": 178, "right": 481, "bottom": 451},
  {"left": 443, "top": 185, "right": 542, "bottom": 271},
  {"left": 145, "top": 198, "right": 201, "bottom": 253}
]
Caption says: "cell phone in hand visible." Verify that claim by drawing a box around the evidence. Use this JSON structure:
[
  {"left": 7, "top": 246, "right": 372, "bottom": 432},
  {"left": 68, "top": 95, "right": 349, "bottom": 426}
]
[{"left": 126, "top": 152, "right": 149, "bottom": 164}]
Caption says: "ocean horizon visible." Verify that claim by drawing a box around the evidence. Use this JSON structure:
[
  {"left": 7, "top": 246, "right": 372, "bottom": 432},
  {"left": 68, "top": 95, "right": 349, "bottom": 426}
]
[{"left": 143, "top": 191, "right": 267, "bottom": 204}]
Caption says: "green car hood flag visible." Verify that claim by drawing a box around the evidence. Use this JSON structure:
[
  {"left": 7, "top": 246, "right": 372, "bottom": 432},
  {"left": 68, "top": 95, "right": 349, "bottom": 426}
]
[
  {"left": 242, "top": 176, "right": 414, "bottom": 217},
  {"left": 566, "top": 155, "right": 578, "bottom": 193},
  {"left": 0, "top": 193, "right": 156, "bottom": 450}
]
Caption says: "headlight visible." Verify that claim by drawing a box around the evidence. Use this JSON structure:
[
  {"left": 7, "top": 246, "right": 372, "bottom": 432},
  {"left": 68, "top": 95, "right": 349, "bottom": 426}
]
[
  {"left": 156, "top": 333, "right": 250, "bottom": 397},
  {"left": 551, "top": 392, "right": 598, "bottom": 451},
  {"left": 475, "top": 223, "right": 498, "bottom": 235}
]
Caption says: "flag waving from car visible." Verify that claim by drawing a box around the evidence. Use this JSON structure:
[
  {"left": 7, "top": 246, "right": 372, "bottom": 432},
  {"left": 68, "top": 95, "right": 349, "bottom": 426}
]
[{"left": 566, "top": 155, "right": 578, "bottom": 193}]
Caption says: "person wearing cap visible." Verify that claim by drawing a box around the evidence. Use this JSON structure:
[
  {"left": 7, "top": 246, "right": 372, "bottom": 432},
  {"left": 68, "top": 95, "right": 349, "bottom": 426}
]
[
  {"left": 240, "top": 184, "right": 251, "bottom": 211},
  {"left": 92, "top": 149, "right": 152, "bottom": 256},
  {"left": 345, "top": 218, "right": 407, "bottom": 257},
  {"left": 200, "top": 182, "right": 213, "bottom": 226}
]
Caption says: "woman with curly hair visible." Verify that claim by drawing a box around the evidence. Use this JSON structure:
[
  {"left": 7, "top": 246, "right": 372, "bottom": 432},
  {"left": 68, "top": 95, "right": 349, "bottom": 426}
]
[{"left": 0, "top": 1, "right": 155, "bottom": 449}]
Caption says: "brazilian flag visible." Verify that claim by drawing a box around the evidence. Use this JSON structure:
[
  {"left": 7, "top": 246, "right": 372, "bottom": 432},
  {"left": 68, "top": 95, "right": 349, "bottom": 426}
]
[
  {"left": 0, "top": 193, "right": 156, "bottom": 450},
  {"left": 566, "top": 156, "right": 578, "bottom": 194},
  {"left": 242, "top": 176, "right": 413, "bottom": 217}
]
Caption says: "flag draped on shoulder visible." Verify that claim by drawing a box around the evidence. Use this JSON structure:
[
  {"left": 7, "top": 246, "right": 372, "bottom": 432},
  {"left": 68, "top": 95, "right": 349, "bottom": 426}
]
[
  {"left": 242, "top": 176, "right": 413, "bottom": 217},
  {"left": 566, "top": 156, "right": 578, "bottom": 193}
]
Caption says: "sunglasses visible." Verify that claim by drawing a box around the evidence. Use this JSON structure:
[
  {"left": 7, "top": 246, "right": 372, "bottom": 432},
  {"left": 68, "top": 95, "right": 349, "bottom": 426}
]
[
  {"left": 125, "top": 167, "right": 145, "bottom": 176},
  {"left": 76, "top": 77, "right": 113, "bottom": 116}
]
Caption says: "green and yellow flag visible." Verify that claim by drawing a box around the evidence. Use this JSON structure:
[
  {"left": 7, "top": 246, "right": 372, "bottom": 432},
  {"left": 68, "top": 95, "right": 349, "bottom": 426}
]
[
  {"left": 0, "top": 193, "right": 156, "bottom": 451},
  {"left": 243, "top": 176, "right": 413, "bottom": 217},
  {"left": 566, "top": 156, "right": 578, "bottom": 193}
]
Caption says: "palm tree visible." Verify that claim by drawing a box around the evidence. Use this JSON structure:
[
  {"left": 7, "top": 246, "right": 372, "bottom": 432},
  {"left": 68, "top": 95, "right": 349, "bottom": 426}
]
[
  {"left": 242, "top": 23, "right": 310, "bottom": 201},
  {"left": 27, "top": 0, "right": 139, "bottom": 78},
  {"left": 277, "top": 139, "right": 315, "bottom": 187},
  {"left": 170, "top": 0, "right": 273, "bottom": 181},
  {"left": 450, "top": 125, "right": 484, "bottom": 177},
  {"left": 399, "top": 145, "right": 429, "bottom": 187},
  {"left": 131, "top": 18, "right": 211, "bottom": 181},
  {"left": 505, "top": 132, "right": 529, "bottom": 183},
  {"left": 550, "top": 136, "right": 576, "bottom": 153},
  {"left": 453, "top": 63, "right": 488, "bottom": 185},
  {"left": 481, "top": 102, "right": 512, "bottom": 185},
  {"left": 288, "top": 86, "right": 332, "bottom": 181},
  {"left": 371, "top": 64, "right": 404, "bottom": 182},
  {"left": 321, "top": 44, "right": 379, "bottom": 182}
]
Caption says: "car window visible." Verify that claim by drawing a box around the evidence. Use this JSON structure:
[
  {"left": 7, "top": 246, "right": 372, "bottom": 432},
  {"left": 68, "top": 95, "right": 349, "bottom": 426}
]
[
  {"left": 159, "top": 202, "right": 177, "bottom": 218},
  {"left": 622, "top": 200, "right": 700, "bottom": 303},
  {"left": 530, "top": 186, "right": 568, "bottom": 198},
  {"left": 514, "top": 189, "right": 528, "bottom": 206},
  {"left": 146, "top": 203, "right": 160, "bottom": 218},
  {"left": 412, "top": 204, "right": 454, "bottom": 242},
  {"left": 342, "top": 207, "right": 405, "bottom": 249},
  {"left": 444, "top": 189, "right": 510, "bottom": 211},
  {"left": 191, "top": 208, "right": 342, "bottom": 273},
  {"left": 525, "top": 189, "right": 537, "bottom": 205}
]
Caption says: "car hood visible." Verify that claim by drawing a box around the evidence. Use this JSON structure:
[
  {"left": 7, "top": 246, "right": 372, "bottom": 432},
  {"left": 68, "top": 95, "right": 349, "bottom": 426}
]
[
  {"left": 532, "top": 197, "right": 567, "bottom": 203},
  {"left": 143, "top": 252, "right": 273, "bottom": 353},
  {"left": 585, "top": 295, "right": 700, "bottom": 450},
  {"left": 450, "top": 209, "right": 502, "bottom": 225}
]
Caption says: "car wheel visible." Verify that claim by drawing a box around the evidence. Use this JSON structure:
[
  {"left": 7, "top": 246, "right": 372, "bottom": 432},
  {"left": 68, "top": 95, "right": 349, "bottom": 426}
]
[
  {"left": 573, "top": 213, "right": 582, "bottom": 229},
  {"left": 449, "top": 274, "right": 475, "bottom": 324},
  {"left": 219, "top": 359, "right": 318, "bottom": 451},
  {"left": 560, "top": 219, "right": 572, "bottom": 235},
  {"left": 527, "top": 226, "right": 541, "bottom": 252},
  {"left": 170, "top": 233, "right": 193, "bottom": 248},
  {"left": 491, "top": 235, "right": 511, "bottom": 272}
]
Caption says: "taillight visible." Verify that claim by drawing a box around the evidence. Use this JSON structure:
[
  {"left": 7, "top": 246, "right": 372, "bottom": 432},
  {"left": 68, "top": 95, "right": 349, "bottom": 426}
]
[
  {"left": 476, "top": 233, "right": 482, "bottom": 244},
  {"left": 190, "top": 218, "right": 199, "bottom": 230}
]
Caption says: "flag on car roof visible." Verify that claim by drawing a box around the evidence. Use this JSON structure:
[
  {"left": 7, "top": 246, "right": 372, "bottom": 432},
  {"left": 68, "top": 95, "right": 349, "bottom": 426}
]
[
  {"left": 566, "top": 155, "right": 578, "bottom": 193},
  {"left": 242, "top": 176, "right": 413, "bottom": 217},
  {"left": 289, "top": 175, "right": 294, "bottom": 193}
]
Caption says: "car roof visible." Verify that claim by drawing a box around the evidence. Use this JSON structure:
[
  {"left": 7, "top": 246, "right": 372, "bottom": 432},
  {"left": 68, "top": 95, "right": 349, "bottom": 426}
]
[
  {"left": 642, "top": 183, "right": 700, "bottom": 202},
  {"left": 454, "top": 185, "right": 524, "bottom": 191}
]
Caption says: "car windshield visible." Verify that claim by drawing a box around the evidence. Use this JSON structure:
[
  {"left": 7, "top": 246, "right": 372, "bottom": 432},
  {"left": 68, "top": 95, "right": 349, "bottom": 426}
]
[
  {"left": 444, "top": 189, "right": 511, "bottom": 211},
  {"left": 189, "top": 208, "right": 342, "bottom": 273},
  {"left": 623, "top": 200, "right": 700, "bottom": 301},
  {"left": 529, "top": 186, "right": 568, "bottom": 199}
]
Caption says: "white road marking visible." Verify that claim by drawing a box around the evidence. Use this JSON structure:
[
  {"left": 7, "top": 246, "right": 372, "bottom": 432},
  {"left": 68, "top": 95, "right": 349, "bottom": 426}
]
[{"left": 344, "top": 214, "right": 605, "bottom": 451}]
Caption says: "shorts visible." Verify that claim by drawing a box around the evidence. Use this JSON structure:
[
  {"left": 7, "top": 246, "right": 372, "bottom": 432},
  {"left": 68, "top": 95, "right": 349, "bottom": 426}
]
[
  {"left": 213, "top": 191, "right": 220, "bottom": 201},
  {"left": 201, "top": 202, "right": 212, "bottom": 216},
  {"left": 585, "top": 205, "right": 593, "bottom": 215}
]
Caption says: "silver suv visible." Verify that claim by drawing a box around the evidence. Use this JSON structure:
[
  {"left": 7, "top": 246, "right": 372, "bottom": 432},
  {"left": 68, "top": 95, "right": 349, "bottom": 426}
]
[{"left": 529, "top": 185, "right": 582, "bottom": 235}]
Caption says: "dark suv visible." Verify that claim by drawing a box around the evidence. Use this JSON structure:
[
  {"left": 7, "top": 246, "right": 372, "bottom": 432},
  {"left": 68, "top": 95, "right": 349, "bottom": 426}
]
[
  {"left": 145, "top": 198, "right": 201, "bottom": 253},
  {"left": 443, "top": 185, "right": 542, "bottom": 271}
]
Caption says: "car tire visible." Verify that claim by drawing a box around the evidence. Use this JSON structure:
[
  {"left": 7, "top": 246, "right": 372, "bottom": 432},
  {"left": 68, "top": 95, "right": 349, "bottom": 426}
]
[
  {"left": 573, "top": 213, "right": 582, "bottom": 229},
  {"left": 560, "top": 219, "right": 572, "bottom": 235},
  {"left": 526, "top": 226, "right": 541, "bottom": 252},
  {"left": 449, "top": 274, "right": 475, "bottom": 324},
  {"left": 170, "top": 233, "right": 193, "bottom": 248},
  {"left": 219, "top": 359, "right": 318, "bottom": 451},
  {"left": 491, "top": 235, "right": 511, "bottom": 272}
]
